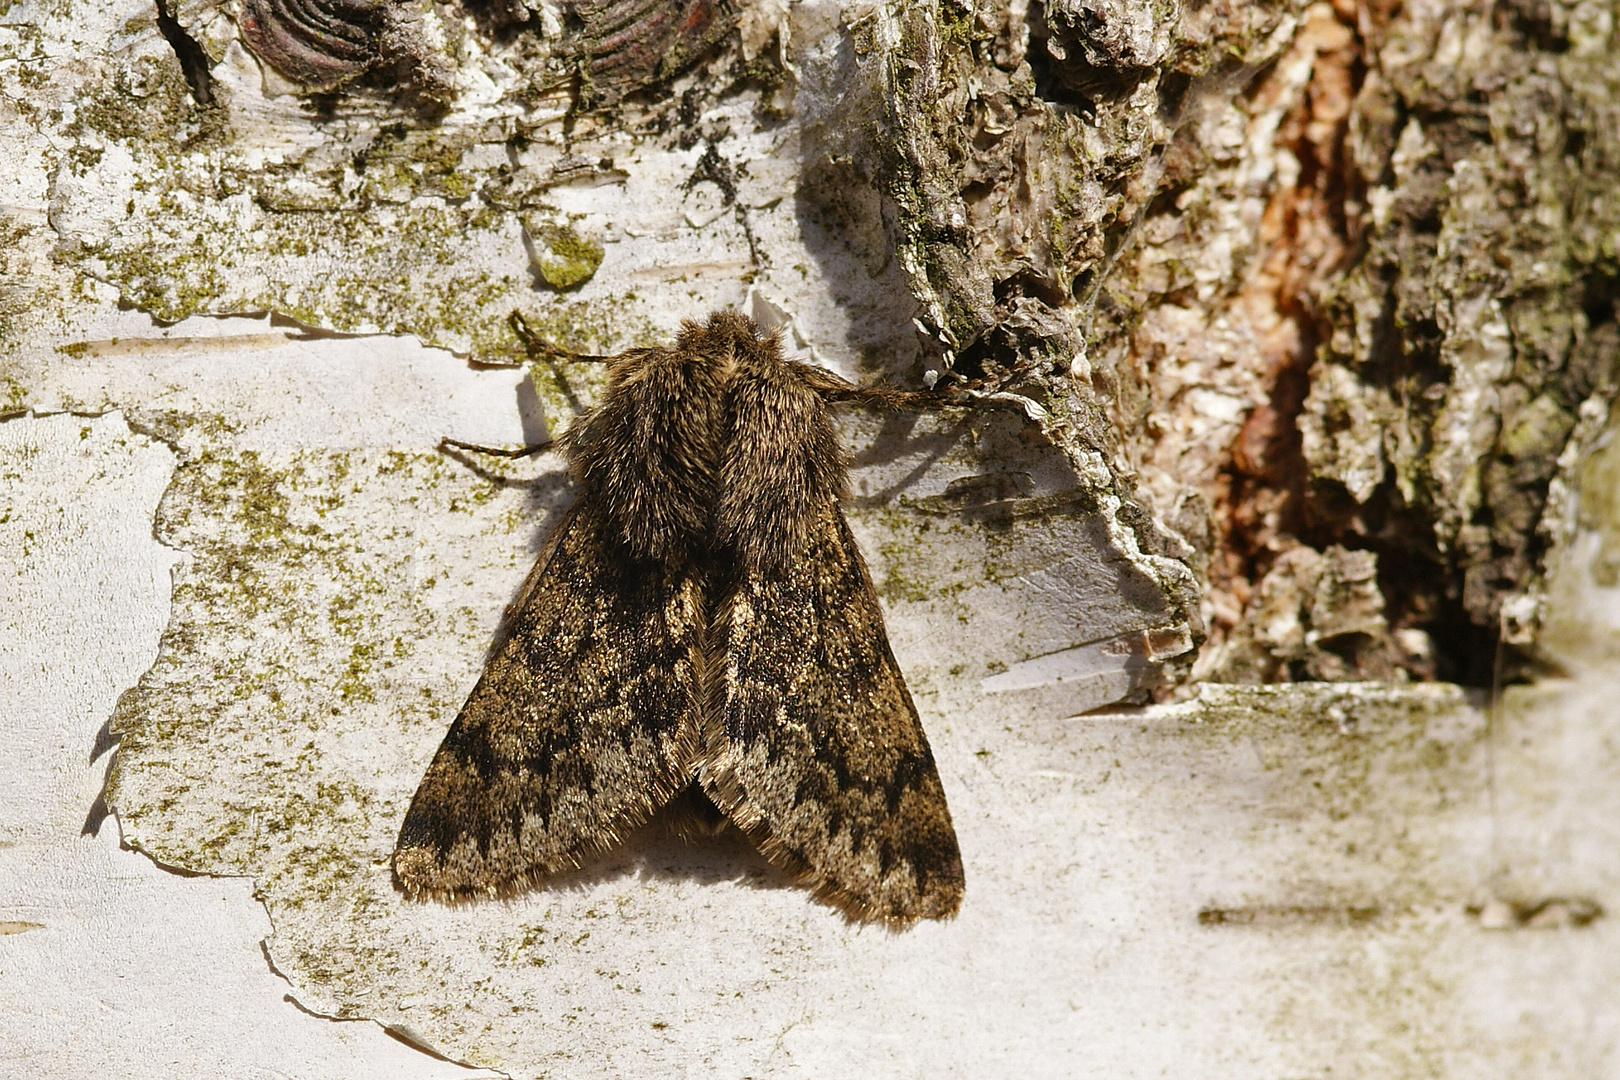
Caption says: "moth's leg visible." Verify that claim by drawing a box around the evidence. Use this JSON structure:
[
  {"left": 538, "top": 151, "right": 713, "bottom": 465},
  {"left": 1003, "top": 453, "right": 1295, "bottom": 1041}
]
[
  {"left": 439, "top": 436, "right": 553, "bottom": 459},
  {"left": 509, "top": 311, "right": 616, "bottom": 365},
  {"left": 430, "top": 314, "right": 586, "bottom": 456},
  {"left": 507, "top": 310, "right": 632, "bottom": 420}
]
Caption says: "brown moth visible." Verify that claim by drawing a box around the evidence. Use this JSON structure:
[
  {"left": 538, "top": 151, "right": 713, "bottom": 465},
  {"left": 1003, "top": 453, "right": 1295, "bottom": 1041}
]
[{"left": 393, "top": 311, "right": 963, "bottom": 925}]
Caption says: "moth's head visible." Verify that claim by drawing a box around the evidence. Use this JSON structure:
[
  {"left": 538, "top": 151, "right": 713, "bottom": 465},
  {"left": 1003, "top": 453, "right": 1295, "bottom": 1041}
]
[{"left": 672, "top": 311, "right": 784, "bottom": 375}]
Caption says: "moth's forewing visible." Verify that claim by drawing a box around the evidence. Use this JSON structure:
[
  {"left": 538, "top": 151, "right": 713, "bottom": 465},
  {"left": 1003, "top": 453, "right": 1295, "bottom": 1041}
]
[
  {"left": 702, "top": 505, "right": 964, "bottom": 925},
  {"left": 393, "top": 502, "right": 706, "bottom": 899}
]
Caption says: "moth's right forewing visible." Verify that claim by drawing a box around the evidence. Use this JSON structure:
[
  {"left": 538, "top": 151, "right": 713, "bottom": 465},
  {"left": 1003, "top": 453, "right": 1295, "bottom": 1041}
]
[
  {"left": 393, "top": 501, "right": 706, "bottom": 899},
  {"left": 700, "top": 345, "right": 964, "bottom": 926},
  {"left": 702, "top": 505, "right": 966, "bottom": 926}
]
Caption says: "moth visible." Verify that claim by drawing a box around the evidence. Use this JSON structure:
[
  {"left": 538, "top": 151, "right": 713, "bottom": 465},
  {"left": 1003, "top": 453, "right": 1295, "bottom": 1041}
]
[{"left": 393, "top": 311, "right": 964, "bottom": 925}]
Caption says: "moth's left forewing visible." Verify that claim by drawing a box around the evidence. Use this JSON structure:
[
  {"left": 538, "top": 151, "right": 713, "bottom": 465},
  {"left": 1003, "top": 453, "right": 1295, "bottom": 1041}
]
[
  {"left": 392, "top": 501, "right": 707, "bottom": 901},
  {"left": 395, "top": 338, "right": 726, "bottom": 902}
]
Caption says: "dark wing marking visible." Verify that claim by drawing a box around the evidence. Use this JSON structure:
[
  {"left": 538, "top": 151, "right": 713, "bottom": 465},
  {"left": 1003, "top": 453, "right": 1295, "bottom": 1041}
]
[
  {"left": 700, "top": 505, "right": 964, "bottom": 925},
  {"left": 393, "top": 501, "right": 705, "bottom": 899}
]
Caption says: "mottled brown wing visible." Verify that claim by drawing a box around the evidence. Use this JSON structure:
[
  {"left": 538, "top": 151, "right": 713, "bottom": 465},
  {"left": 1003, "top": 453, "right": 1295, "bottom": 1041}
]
[
  {"left": 393, "top": 500, "right": 705, "bottom": 899},
  {"left": 701, "top": 505, "right": 964, "bottom": 925}
]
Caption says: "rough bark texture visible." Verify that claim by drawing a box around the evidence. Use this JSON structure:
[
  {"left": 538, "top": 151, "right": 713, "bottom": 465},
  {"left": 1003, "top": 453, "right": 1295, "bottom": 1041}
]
[
  {"left": 1304, "top": 0, "right": 1620, "bottom": 673},
  {"left": 837, "top": 0, "right": 1619, "bottom": 686}
]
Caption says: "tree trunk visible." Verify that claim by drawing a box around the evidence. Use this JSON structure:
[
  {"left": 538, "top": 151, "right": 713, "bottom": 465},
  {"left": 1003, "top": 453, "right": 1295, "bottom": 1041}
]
[{"left": 2, "top": 0, "right": 1617, "bottom": 1075}]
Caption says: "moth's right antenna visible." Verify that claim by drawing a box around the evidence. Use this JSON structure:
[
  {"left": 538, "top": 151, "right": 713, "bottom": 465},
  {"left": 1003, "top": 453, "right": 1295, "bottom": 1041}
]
[{"left": 795, "top": 363, "right": 969, "bottom": 412}]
